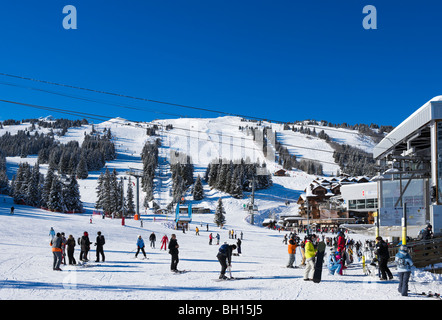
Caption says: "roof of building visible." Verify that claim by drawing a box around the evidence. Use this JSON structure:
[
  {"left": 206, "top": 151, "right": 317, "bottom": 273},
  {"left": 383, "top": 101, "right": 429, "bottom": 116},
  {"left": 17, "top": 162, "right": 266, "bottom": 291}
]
[{"left": 373, "top": 95, "right": 442, "bottom": 159}]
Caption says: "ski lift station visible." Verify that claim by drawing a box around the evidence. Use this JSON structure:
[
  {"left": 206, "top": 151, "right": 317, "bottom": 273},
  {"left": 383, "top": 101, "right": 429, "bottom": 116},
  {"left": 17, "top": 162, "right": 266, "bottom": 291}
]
[{"left": 372, "top": 95, "right": 442, "bottom": 236}]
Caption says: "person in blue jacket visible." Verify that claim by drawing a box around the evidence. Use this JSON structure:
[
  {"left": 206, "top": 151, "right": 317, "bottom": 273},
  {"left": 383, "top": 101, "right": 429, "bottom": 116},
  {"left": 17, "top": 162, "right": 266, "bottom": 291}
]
[
  {"left": 328, "top": 248, "right": 342, "bottom": 276},
  {"left": 395, "top": 245, "right": 414, "bottom": 296},
  {"left": 135, "top": 235, "right": 147, "bottom": 259}
]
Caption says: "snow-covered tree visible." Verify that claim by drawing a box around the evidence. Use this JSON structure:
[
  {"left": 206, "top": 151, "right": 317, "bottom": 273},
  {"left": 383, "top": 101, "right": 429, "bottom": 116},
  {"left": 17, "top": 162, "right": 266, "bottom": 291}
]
[
  {"left": 126, "top": 177, "right": 135, "bottom": 215},
  {"left": 63, "top": 176, "right": 83, "bottom": 212},
  {"left": 214, "top": 198, "right": 226, "bottom": 227},
  {"left": 76, "top": 154, "right": 88, "bottom": 179},
  {"left": 192, "top": 175, "right": 204, "bottom": 201},
  {"left": 47, "top": 176, "right": 65, "bottom": 212}
]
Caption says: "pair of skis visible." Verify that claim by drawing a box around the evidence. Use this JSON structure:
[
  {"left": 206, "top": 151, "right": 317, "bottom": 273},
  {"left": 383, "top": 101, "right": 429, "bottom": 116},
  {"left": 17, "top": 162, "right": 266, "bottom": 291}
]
[{"left": 418, "top": 291, "right": 441, "bottom": 299}]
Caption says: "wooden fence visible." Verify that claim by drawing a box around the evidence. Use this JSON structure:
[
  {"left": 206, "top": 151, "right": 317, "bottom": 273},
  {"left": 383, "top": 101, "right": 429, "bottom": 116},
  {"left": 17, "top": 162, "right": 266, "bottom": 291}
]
[{"left": 389, "top": 237, "right": 442, "bottom": 273}]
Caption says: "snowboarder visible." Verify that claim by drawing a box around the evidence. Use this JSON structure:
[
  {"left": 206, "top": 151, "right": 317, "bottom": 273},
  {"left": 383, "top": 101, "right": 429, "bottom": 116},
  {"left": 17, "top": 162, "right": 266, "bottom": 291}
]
[
  {"left": 160, "top": 234, "right": 169, "bottom": 251},
  {"left": 135, "top": 235, "right": 147, "bottom": 259},
  {"left": 79, "top": 231, "right": 91, "bottom": 262},
  {"left": 312, "top": 241, "right": 326, "bottom": 283},
  {"left": 217, "top": 243, "right": 237, "bottom": 280},
  {"left": 66, "top": 234, "right": 76, "bottom": 265},
  {"left": 287, "top": 235, "right": 297, "bottom": 268},
  {"left": 395, "top": 245, "right": 414, "bottom": 296},
  {"left": 95, "top": 231, "right": 105, "bottom": 262},
  {"left": 149, "top": 232, "right": 156, "bottom": 249},
  {"left": 51, "top": 232, "right": 63, "bottom": 271},
  {"left": 303, "top": 235, "right": 317, "bottom": 281},
  {"left": 375, "top": 236, "right": 393, "bottom": 280},
  {"left": 168, "top": 234, "right": 180, "bottom": 272}
]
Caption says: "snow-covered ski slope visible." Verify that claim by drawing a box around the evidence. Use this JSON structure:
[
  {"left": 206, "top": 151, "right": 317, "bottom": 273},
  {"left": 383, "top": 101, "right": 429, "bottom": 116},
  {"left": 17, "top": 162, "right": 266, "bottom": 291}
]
[{"left": 0, "top": 116, "right": 440, "bottom": 300}]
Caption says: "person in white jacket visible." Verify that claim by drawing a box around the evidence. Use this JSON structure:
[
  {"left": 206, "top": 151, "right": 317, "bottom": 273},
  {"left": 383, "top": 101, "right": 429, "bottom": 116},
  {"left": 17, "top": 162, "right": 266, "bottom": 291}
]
[{"left": 394, "top": 245, "right": 414, "bottom": 296}]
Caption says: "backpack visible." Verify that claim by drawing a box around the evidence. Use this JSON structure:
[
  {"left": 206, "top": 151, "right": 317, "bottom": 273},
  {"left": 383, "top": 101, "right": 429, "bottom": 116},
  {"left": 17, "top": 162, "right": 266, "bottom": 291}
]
[
  {"left": 417, "top": 229, "right": 425, "bottom": 240},
  {"left": 219, "top": 244, "right": 229, "bottom": 255}
]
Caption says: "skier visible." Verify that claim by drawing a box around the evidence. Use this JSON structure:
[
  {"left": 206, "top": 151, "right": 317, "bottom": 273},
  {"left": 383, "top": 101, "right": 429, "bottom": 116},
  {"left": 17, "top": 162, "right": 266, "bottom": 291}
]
[
  {"left": 195, "top": 227, "right": 200, "bottom": 235},
  {"left": 49, "top": 227, "right": 55, "bottom": 239},
  {"left": 168, "top": 234, "right": 180, "bottom": 272},
  {"left": 395, "top": 245, "right": 414, "bottom": 296},
  {"left": 79, "top": 231, "right": 91, "bottom": 262},
  {"left": 66, "top": 234, "right": 77, "bottom": 265},
  {"left": 60, "top": 232, "right": 67, "bottom": 265},
  {"left": 236, "top": 238, "right": 242, "bottom": 255},
  {"left": 10, "top": 206, "right": 14, "bottom": 215},
  {"left": 287, "top": 235, "right": 297, "bottom": 268},
  {"left": 135, "top": 235, "right": 147, "bottom": 259},
  {"left": 216, "top": 243, "right": 237, "bottom": 280},
  {"left": 303, "top": 235, "right": 317, "bottom": 281},
  {"left": 50, "top": 232, "right": 63, "bottom": 271},
  {"left": 160, "top": 234, "right": 169, "bottom": 251},
  {"left": 216, "top": 233, "right": 220, "bottom": 245},
  {"left": 209, "top": 233, "right": 213, "bottom": 245},
  {"left": 149, "top": 232, "right": 156, "bottom": 249},
  {"left": 375, "top": 236, "right": 393, "bottom": 280},
  {"left": 95, "top": 231, "right": 105, "bottom": 262}
]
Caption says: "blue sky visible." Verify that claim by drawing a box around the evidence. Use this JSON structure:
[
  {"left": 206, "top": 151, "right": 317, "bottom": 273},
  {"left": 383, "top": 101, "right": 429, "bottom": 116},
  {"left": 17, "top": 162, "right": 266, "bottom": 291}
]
[{"left": 0, "top": 0, "right": 441, "bottom": 127}]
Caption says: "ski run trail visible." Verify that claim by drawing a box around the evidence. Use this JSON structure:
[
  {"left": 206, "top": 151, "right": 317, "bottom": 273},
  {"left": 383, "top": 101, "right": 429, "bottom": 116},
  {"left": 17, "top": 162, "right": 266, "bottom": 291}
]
[{"left": 0, "top": 116, "right": 440, "bottom": 300}]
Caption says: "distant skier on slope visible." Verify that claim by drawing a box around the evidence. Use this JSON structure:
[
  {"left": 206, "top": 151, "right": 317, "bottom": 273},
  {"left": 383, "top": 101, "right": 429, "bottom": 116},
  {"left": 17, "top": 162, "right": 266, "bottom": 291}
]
[
  {"left": 160, "top": 234, "right": 169, "bottom": 251},
  {"left": 49, "top": 227, "right": 55, "bottom": 239},
  {"left": 135, "top": 235, "right": 147, "bottom": 259},
  {"left": 216, "top": 243, "right": 237, "bottom": 280},
  {"left": 149, "top": 232, "right": 156, "bottom": 249}
]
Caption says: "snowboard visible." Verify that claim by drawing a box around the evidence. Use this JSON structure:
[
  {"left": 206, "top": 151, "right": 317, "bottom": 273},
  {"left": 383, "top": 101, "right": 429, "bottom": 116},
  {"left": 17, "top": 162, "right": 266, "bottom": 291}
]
[{"left": 312, "top": 241, "right": 326, "bottom": 283}]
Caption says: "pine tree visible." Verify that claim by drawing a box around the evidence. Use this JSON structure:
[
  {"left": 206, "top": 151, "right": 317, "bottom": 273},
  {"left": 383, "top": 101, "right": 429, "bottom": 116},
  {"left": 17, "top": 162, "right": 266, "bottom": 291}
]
[
  {"left": 193, "top": 175, "right": 204, "bottom": 201},
  {"left": 214, "top": 198, "right": 226, "bottom": 227},
  {"left": 63, "top": 176, "right": 83, "bottom": 212},
  {"left": 127, "top": 177, "right": 135, "bottom": 215},
  {"left": 95, "top": 172, "right": 105, "bottom": 210},
  {"left": 26, "top": 163, "right": 41, "bottom": 207},
  {"left": 47, "top": 176, "right": 65, "bottom": 212},
  {"left": 76, "top": 154, "right": 89, "bottom": 179}
]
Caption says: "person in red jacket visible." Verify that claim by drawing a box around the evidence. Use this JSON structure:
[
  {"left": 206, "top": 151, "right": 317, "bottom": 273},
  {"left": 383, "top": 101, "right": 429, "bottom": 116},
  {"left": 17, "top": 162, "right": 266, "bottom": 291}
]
[
  {"left": 337, "top": 231, "right": 347, "bottom": 268},
  {"left": 160, "top": 234, "right": 169, "bottom": 251}
]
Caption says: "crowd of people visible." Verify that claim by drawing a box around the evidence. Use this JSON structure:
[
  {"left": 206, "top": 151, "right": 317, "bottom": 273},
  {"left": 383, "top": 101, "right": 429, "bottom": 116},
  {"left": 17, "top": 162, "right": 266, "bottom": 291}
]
[{"left": 49, "top": 227, "right": 105, "bottom": 271}]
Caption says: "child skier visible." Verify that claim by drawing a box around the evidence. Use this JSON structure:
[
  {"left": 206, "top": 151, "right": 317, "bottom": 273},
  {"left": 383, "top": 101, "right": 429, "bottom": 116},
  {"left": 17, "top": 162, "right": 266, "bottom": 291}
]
[{"left": 395, "top": 245, "right": 414, "bottom": 296}]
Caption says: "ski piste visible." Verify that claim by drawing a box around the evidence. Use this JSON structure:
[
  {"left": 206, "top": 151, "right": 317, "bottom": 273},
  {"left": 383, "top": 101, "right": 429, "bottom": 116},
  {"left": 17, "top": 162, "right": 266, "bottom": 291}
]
[{"left": 312, "top": 241, "right": 326, "bottom": 283}]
